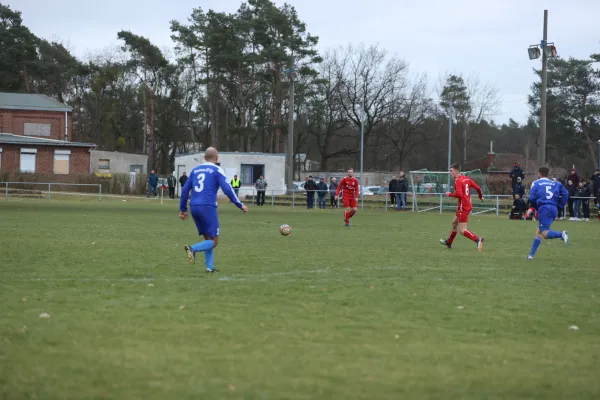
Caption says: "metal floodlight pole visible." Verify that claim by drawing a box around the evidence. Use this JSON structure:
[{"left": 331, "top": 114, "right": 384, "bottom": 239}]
[
  {"left": 360, "top": 105, "right": 365, "bottom": 209},
  {"left": 447, "top": 101, "right": 453, "bottom": 190},
  {"left": 597, "top": 139, "right": 600, "bottom": 169},
  {"left": 283, "top": 56, "right": 295, "bottom": 192},
  {"left": 539, "top": 9, "right": 549, "bottom": 167}
]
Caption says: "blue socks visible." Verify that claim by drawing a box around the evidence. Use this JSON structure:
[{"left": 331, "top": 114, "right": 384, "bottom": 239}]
[
  {"left": 547, "top": 230, "right": 562, "bottom": 239},
  {"left": 191, "top": 240, "right": 214, "bottom": 252},
  {"left": 190, "top": 240, "right": 215, "bottom": 270},
  {"left": 205, "top": 249, "right": 214, "bottom": 270},
  {"left": 529, "top": 237, "right": 542, "bottom": 257}
]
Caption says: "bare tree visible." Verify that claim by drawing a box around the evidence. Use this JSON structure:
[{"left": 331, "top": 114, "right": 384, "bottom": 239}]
[
  {"left": 438, "top": 72, "right": 500, "bottom": 163},
  {"left": 336, "top": 44, "right": 409, "bottom": 150},
  {"left": 380, "top": 73, "right": 435, "bottom": 169}
]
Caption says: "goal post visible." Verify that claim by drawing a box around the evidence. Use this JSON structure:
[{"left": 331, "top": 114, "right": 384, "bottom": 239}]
[{"left": 408, "top": 169, "right": 495, "bottom": 214}]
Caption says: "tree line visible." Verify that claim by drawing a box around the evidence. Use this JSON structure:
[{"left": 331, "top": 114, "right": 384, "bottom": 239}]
[{"left": 1, "top": 1, "right": 599, "bottom": 176}]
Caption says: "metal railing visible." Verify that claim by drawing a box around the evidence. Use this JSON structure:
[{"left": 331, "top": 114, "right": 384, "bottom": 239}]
[
  {"left": 1, "top": 182, "right": 102, "bottom": 200},
  {"left": 231, "top": 189, "right": 522, "bottom": 215}
]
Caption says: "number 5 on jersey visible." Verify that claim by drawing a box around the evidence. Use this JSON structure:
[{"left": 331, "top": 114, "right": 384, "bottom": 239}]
[
  {"left": 194, "top": 173, "right": 206, "bottom": 193},
  {"left": 545, "top": 185, "right": 553, "bottom": 199}
]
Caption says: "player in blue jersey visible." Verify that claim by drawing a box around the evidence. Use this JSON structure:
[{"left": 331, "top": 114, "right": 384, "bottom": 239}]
[
  {"left": 179, "top": 147, "right": 248, "bottom": 272},
  {"left": 526, "top": 166, "right": 570, "bottom": 260}
]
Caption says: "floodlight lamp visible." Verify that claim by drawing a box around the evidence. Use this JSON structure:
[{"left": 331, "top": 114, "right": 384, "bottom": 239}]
[
  {"left": 544, "top": 44, "right": 557, "bottom": 57},
  {"left": 528, "top": 46, "right": 541, "bottom": 60}
]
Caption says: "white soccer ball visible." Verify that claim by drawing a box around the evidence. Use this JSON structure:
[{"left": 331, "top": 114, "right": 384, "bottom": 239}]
[{"left": 279, "top": 224, "right": 291, "bottom": 236}]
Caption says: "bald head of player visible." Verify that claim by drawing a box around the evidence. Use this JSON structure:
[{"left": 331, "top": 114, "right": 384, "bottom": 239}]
[{"left": 204, "top": 147, "right": 218, "bottom": 163}]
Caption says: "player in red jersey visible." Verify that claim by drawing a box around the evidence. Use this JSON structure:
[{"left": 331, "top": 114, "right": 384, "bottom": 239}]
[
  {"left": 335, "top": 168, "right": 360, "bottom": 227},
  {"left": 440, "top": 164, "right": 485, "bottom": 251}
]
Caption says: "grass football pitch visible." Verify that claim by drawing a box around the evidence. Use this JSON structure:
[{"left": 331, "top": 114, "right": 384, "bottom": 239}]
[{"left": 1, "top": 199, "right": 599, "bottom": 399}]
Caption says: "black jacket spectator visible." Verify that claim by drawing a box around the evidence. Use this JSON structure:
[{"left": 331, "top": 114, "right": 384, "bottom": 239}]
[
  {"left": 509, "top": 164, "right": 524, "bottom": 187},
  {"left": 590, "top": 169, "right": 600, "bottom": 201},
  {"left": 398, "top": 177, "right": 408, "bottom": 193},
  {"left": 304, "top": 178, "right": 317, "bottom": 193},
  {"left": 179, "top": 173, "right": 188, "bottom": 187},
  {"left": 567, "top": 169, "right": 580, "bottom": 187},
  {"left": 316, "top": 181, "right": 328, "bottom": 195}
]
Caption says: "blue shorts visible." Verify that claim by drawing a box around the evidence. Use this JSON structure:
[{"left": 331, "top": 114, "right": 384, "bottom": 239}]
[
  {"left": 191, "top": 205, "right": 220, "bottom": 238},
  {"left": 538, "top": 205, "right": 558, "bottom": 232}
]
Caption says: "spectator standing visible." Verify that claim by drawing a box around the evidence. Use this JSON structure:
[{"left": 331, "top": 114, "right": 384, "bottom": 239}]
[
  {"left": 167, "top": 173, "right": 176, "bottom": 199},
  {"left": 388, "top": 176, "right": 398, "bottom": 207},
  {"left": 148, "top": 170, "right": 158, "bottom": 198},
  {"left": 316, "top": 178, "right": 328, "bottom": 209},
  {"left": 304, "top": 176, "right": 317, "bottom": 209},
  {"left": 567, "top": 168, "right": 580, "bottom": 187},
  {"left": 179, "top": 172, "right": 188, "bottom": 189},
  {"left": 255, "top": 175, "right": 267, "bottom": 206},
  {"left": 509, "top": 163, "right": 525, "bottom": 198},
  {"left": 329, "top": 178, "right": 338, "bottom": 208},
  {"left": 575, "top": 179, "right": 592, "bottom": 221},
  {"left": 566, "top": 179, "right": 576, "bottom": 219},
  {"left": 396, "top": 172, "right": 408, "bottom": 211},
  {"left": 231, "top": 174, "right": 241, "bottom": 197}
]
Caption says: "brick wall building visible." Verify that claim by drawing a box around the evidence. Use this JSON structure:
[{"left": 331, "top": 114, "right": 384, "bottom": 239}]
[{"left": 0, "top": 92, "right": 96, "bottom": 175}]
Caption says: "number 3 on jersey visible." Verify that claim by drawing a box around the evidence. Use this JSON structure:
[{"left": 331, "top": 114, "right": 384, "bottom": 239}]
[{"left": 194, "top": 173, "right": 206, "bottom": 192}]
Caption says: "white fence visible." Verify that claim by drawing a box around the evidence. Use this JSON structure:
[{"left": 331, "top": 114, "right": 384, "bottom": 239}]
[
  {"left": 0, "top": 182, "right": 103, "bottom": 200},
  {"left": 2, "top": 183, "right": 597, "bottom": 219}
]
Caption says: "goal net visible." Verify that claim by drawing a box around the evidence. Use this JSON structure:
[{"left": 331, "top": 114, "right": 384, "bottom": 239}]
[{"left": 408, "top": 169, "right": 495, "bottom": 214}]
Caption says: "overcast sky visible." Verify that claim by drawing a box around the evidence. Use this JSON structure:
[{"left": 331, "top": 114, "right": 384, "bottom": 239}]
[{"left": 9, "top": 0, "right": 600, "bottom": 125}]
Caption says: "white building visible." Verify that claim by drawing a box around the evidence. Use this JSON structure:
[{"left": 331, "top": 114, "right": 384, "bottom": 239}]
[{"left": 174, "top": 151, "right": 286, "bottom": 197}]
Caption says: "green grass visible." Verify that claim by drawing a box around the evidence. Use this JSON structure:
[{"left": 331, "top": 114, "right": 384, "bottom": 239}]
[{"left": 1, "top": 198, "right": 599, "bottom": 399}]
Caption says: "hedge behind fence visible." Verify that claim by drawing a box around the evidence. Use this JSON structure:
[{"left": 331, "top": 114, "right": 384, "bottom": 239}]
[{"left": 0, "top": 172, "right": 149, "bottom": 195}]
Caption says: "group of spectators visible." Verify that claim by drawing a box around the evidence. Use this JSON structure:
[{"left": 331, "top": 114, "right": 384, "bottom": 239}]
[
  {"left": 387, "top": 174, "right": 409, "bottom": 211},
  {"left": 509, "top": 163, "right": 600, "bottom": 221}
]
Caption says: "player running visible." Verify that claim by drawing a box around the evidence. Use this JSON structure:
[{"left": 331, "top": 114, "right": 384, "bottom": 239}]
[
  {"left": 179, "top": 147, "right": 248, "bottom": 272},
  {"left": 335, "top": 168, "right": 359, "bottom": 227},
  {"left": 525, "top": 166, "right": 569, "bottom": 260},
  {"left": 440, "top": 164, "right": 485, "bottom": 251}
]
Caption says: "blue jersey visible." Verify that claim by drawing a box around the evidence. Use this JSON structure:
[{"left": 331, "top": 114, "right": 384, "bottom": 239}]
[
  {"left": 180, "top": 162, "right": 244, "bottom": 212},
  {"left": 529, "top": 178, "right": 568, "bottom": 209}
]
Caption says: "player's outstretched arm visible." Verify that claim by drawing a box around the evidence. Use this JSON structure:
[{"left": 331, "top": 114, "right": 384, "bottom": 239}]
[
  {"left": 217, "top": 171, "right": 245, "bottom": 210},
  {"left": 472, "top": 181, "right": 483, "bottom": 200}
]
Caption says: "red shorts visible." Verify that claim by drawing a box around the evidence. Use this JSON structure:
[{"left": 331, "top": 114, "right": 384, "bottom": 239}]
[
  {"left": 456, "top": 209, "right": 471, "bottom": 223},
  {"left": 342, "top": 197, "right": 357, "bottom": 208}
]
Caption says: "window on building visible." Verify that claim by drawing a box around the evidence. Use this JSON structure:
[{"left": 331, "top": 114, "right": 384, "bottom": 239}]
[
  {"left": 98, "top": 159, "right": 110, "bottom": 170},
  {"left": 24, "top": 123, "right": 51, "bottom": 137},
  {"left": 20, "top": 149, "right": 36, "bottom": 172},
  {"left": 240, "top": 164, "right": 265, "bottom": 184},
  {"left": 130, "top": 164, "right": 144, "bottom": 174},
  {"left": 54, "top": 150, "right": 70, "bottom": 174}
]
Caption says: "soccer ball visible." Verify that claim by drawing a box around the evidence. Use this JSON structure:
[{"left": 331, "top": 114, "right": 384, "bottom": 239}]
[{"left": 279, "top": 224, "right": 291, "bottom": 236}]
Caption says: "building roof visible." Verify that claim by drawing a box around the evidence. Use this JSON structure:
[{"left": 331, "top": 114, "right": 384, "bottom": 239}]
[
  {"left": 0, "top": 133, "right": 96, "bottom": 148},
  {"left": 176, "top": 151, "right": 286, "bottom": 158},
  {"left": 0, "top": 92, "right": 72, "bottom": 112}
]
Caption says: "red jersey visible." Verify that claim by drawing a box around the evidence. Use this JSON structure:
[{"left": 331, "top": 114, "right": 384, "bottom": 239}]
[
  {"left": 335, "top": 176, "right": 359, "bottom": 199},
  {"left": 449, "top": 175, "right": 482, "bottom": 211}
]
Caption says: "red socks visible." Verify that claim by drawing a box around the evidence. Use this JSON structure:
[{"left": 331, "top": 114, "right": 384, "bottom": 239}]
[
  {"left": 447, "top": 230, "right": 458, "bottom": 245},
  {"left": 463, "top": 230, "right": 478, "bottom": 242},
  {"left": 344, "top": 212, "right": 349, "bottom": 223},
  {"left": 349, "top": 210, "right": 356, "bottom": 218}
]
